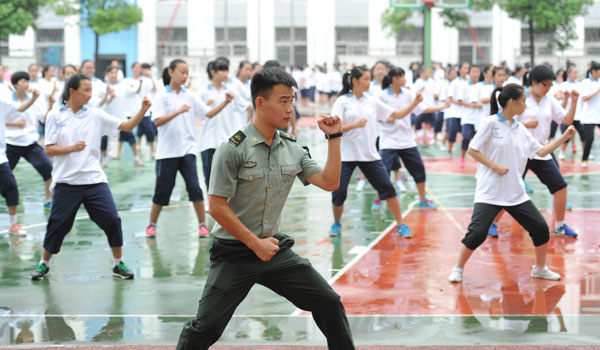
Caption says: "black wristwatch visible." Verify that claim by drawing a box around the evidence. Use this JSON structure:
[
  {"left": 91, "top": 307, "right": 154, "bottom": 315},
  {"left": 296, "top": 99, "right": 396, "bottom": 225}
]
[{"left": 325, "top": 131, "right": 343, "bottom": 140}]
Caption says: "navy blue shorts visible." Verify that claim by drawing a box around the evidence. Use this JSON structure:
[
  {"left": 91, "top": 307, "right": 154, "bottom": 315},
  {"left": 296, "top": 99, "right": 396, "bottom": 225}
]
[
  {"left": 375, "top": 138, "right": 400, "bottom": 171},
  {"left": 137, "top": 116, "right": 156, "bottom": 142},
  {"left": 101, "top": 135, "right": 108, "bottom": 152},
  {"left": 332, "top": 161, "right": 396, "bottom": 206},
  {"left": 0, "top": 163, "right": 19, "bottom": 207},
  {"left": 461, "top": 123, "right": 475, "bottom": 151},
  {"left": 433, "top": 112, "right": 444, "bottom": 133},
  {"left": 201, "top": 148, "right": 216, "bottom": 190},
  {"left": 44, "top": 183, "right": 123, "bottom": 254},
  {"left": 447, "top": 117, "right": 461, "bottom": 143},
  {"left": 560, "top": 120, "right": 584, "bottom": 144},
  {"left": 119, "top": 130, "right": 136, "bottom": 144},
  {"left": 6, "top": 143, "right": 53, "bottom": 181},
  {"left": 380, "top": 147, "right": 426, "bottom": 183},
  {"left": 153, "top": 154, "right": 204, "bottom": 206},
  {"left": 524, "top": 158, "right": 567, "bottom": 194},
  {"left": 415, "top": 113, "right": 434, "bottom": 130}
]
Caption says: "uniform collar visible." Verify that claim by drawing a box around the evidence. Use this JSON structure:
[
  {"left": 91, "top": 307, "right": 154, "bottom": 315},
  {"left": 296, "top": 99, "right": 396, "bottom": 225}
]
[
  {"left": 567, "top": 79, "right": 577, "bottom": 84},
  {"left": 497, "top": 112, "right": 519, "bottom": 127},
  {"left": 207, "top": 82, "right": 228, "bottom": 90},
  {"left": 245, "top": 122, "right": 282, "bottom": 147},
  {"left": 165, "top": 85, "right": 187, "bottom": 93},
  {"left": 12, "top": 92, "right": 31, "bottom": 102},
  {"left": 345, "top": 92, "right": 367, "bottom": 100},
  {"left": 59, "top": 103, "right": 88, "bottom": 111},
  {"left": 371, "top": 81, "right": 379, "bottom": 87},
  {"left": 386, "top": 87, "right": 402, "bottom": 95}
]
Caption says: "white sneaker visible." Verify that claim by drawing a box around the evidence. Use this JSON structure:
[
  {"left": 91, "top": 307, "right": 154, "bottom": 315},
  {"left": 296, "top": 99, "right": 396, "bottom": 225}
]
[
  {"left": 439, "top": 144, "right": 447, "bottom": 151},
  {"left": 530, "top": 266, "right": 561, "bottom": 280},
  {"left": 396, "top": 180, "right": 407, "bottom": 192},
  {"left": 591, "top": 154, "right": 595, "bottom": 160},
  {"left": 101, "top": 158, "right": 109, "bottom": 167},
  {"left": 558, "top": 151, "right": 565, "bottom": 160},
  {"left": 134, "top": 158, "right": 144, "bottom": 166},
  {"left": 448, "top": 266, "right": 463, "bottom": 283},
  {"left": 582, "top": 161, "right": 588, "bottom": 168},
  {"left": 355, "top": 179, "right": 366, "bottom": 191}
]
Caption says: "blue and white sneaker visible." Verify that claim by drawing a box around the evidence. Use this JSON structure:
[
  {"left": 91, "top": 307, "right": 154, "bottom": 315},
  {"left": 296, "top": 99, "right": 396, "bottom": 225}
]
[
  {"left": 418, "top": 198, "right": 437, "bottom": 209},
  {"left": 43, "top": 200, "right": 52, "bottom": 209},
  {"left": 488, "top": 223, "right": 499, "bottom": 238},
  {"left": 371, "top": 199, "right": 382, "bottom": 210},
  {"left": 329, "top": 222, "right": 342, "bottom": 237},
  {"left": 554, "top": 224, "right": 578, "bottom": 238},
  {"left": 524, "top": 181, "right": 534, "bottom": 193},
  {"left": 396, "top": 223, "right": 412, "bottom": 238}
]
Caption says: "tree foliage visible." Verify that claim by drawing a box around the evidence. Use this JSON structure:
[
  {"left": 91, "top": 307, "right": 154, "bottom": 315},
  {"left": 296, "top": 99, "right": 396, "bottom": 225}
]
[{"left": 0, "top": 0, "right": 47, "bottom": 39}]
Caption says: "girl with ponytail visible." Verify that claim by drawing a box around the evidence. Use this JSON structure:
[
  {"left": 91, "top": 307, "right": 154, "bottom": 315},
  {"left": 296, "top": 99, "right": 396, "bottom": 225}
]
[{"left": 448, "top": 82, "right": 577, "bottom": 284}]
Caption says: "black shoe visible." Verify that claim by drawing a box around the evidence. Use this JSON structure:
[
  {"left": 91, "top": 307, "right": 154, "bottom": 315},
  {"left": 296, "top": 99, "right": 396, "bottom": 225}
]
[
  {"left": 112, "top": 262, "right": 134, "bottom": 279},
  {"left": 32, "top": 263, "right": 50, "bottom": 280}
]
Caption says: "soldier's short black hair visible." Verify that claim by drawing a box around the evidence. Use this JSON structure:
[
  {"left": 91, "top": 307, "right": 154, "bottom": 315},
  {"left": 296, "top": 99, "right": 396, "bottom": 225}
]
[{"left": 250, "top": 68, "right": 297, "bottom": 109}]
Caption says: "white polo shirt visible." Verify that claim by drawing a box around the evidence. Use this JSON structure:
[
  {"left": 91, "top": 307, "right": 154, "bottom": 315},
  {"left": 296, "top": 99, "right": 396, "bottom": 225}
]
[
  {"left": 230, "top": 78, "right": 253, "bottom": 133},
  {"left": 516, "top": 92, "right": 566, "bottom": 161},
  {"left": 470, "top": 114, "right": 542, "bottom": 206},
  {"left": 379, "top": 87, "right": 426, "bottom": 150},
  {"left": 461, "top": 81, "right": 481, "bottom": 125},
  {"left": 152, "top": 86, "right": 210, "bottom": 160},
  {"left": 5, "top": 93, "right": 42, "bottom": 147},
  {"left": 102, "top": 82, "right": 125, "bottom": 119},
  {"left": 45, "top": 105, "right": 123, "bottom": 188},
  {"left": 580, "top": 78, "right": 600, "bottom": 124},
  {"left": 331, "top": 93, "right": 394, "bottom": 162},
  {"left": 446, "top": 77, "right": 466, "bottom": 118},
  {"left": 478, "top": 82, "right": 495, "bottom": 124},
  {"left": 89, "top": 77, "right": 107, "bottom": 108},
  {"left": 369, "top": 81, "right": 384, "bottom": 97},
  {"left": 413, "top": 78, "right": 438, "bottom": 106},
  {"left": 0, "top": 99, "right": 19, "bottom": 164},
  {"left": 121, "top": 77, "right": 154, "bottom": 117}
]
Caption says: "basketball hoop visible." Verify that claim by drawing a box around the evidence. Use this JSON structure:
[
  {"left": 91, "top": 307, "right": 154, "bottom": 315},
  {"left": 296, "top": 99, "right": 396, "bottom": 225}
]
[{"left": 422, "top": 0, "right": 438, "bottom": 7}]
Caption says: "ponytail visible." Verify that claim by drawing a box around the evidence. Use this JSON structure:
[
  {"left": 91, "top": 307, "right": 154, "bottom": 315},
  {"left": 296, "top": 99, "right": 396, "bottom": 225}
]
[
  {"left": 163, "top": 58, "right": 187, "bottom": 87},
  {"left": 524, "top": 65, "right": 554, "bottom": 87},
  {"left": 61, "top": 73, "right": 90, "bottom": 105},
  {"left": 337, "top": 65, "right": 369, "bottom": 97},
  {"left": 381, "top": 66, "right": 405, "bottom": 90},
  {"left": 490, "top": 83, "right": 524, "bottom": 115}
]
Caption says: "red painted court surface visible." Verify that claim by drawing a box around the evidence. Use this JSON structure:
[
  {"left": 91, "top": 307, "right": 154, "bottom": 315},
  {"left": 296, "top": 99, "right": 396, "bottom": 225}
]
[
  {"left": 423, "top": 158, "right": 600, "bottom": 175},
  {"left": 9, "top": 346, "right": 600, "bottom": 350},
  {"left": 328, "top": 209, "right": 600, "bottom": 317}
]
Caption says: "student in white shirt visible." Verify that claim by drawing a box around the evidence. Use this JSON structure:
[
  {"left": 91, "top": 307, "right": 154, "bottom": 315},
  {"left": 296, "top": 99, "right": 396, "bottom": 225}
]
[
  {"left": 446, "top": 63, "right": 470, "bottom": 155},
  {"left": 369, "top": 61, "right": 389, "bottom": 98},
  {"left": 316, "top": 65, "right": 331, "bottom": 107},
  {"left": 80, "top": 60, "right": 107, "bottom": 108},
  {"left": 5, "top": 72, "right": 54, "bottom": 207},
  {"left": 505, "top": 65, "right": 527, "bottom": 86},
  {"left": 36, "top": 65, "right": 59, "bottom": 142},
  {"left": 478, "top": 65, "right": 496, "bottom": 124},
  {"left": 413, "top": 66, "right": 439, "bottom": 145},
  {"left": 459, "top": 65, "right": 483, "bottom": 167},
  {"left": 580, "top": 62, "right": 600, "bottom": 166},
  {"left": 199, "top": 58, "right": 241, "bottom": 192},
  {"left": 438, "top": 67, "right": 457, "bottom": 150},
  {"left": 558, "top": 66, "right": 585, "bottom": 160},
  {"left": 0, "top": 88, "right": 40, "bottom": 236},
  {"left": 138, "top": 62, "right": 159, "bottom": 157},
  {"left": 31, "top": 73, "right": 151, "bottom": 281},
  {"left": 0, "top": 65, "right": 14, "bottom": 100},
  {"left": 448, "top": 83, "right": 577, "bottom": 284},
  {"left": 379, "top": 67, "right": 448, "bottom": 209},
  {"left": 231, "top": 60, "right": 254, "bottom": 132},
  {"left": 328, "top": 66, "right": 414, "bottom": 238},
  {"left": 146, "top": 59, "right": 231, "bottom": 239}
]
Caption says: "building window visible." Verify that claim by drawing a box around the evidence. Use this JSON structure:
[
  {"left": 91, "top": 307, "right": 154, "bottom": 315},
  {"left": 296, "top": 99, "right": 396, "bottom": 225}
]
[
  {"left": 215, "top": 27, "right": 247, "bottom": 57},
  {"left": 35, "top": 28, "right": 65, "bottom": 66},
  {"left": 520, "top": 28, "right": 553, "bottom": 56},
  {"left": 0, "top": 39, "right": 8, "bottom": 57},
  {"left": 458, "top": 27, "right": 491, "bottom": 64},
  {"left": 275, "top": 26, "right": 307, "bottom": 67},
  {"left": 585, "top": 27, "right": 600, "bottom": 55},
  {"left": 396, "top": 27, "right": 423, "bottom": 57},
  {"left": 335, "top": 26, "right": 368, "bottom": 57},
  {"left": 156, "top": 27, "right": 188, "bottom": 68}
]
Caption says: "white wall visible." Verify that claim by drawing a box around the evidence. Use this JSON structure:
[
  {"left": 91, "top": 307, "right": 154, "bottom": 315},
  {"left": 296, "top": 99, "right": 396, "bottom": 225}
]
[
  {"left": 138, "top": 0, "right": 157, "bottom": 65},
  {"left": 307, "top": 0, "right": 335, "bottom": 66}
]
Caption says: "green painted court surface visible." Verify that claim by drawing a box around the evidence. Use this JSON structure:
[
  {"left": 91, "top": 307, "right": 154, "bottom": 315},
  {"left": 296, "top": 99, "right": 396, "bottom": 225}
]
[{"left": 1, "top": 124, "right": 600, "bottom": 348}]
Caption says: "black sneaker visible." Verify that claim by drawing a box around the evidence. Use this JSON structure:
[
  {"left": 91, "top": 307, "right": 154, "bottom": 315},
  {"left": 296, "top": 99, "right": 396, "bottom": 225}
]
[
  {"left": 32, "top": 263, "right": 50, "bottom": 280},
  {"left": 112, "top": 262, "right": 134, "bottom": 279}
]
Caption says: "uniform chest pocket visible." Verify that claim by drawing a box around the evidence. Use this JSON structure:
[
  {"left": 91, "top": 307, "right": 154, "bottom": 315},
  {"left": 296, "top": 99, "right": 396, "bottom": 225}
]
[
  {"left": 279, "top": 164, "right": 302, "bottom": 195},
  {"left": 237, "top": 168, "right": 265, "bottom": 196}
]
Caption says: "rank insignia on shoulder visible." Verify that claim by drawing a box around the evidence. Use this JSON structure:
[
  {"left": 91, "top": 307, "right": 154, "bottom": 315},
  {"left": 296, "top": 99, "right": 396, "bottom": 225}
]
[
  {"left": 243, "top": 161, "right": 257, "bottom": 168},
  {"left": 229, "top": 130, "right": 246, "bottom": 146},
  {"left": 278, "top": 130, "right": 296, "bottom": 142}
]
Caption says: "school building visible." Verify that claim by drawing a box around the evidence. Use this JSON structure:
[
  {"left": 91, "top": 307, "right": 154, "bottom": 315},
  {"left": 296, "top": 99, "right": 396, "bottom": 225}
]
[{"left": 2, "top": 0, "right": 600, "bottom": 75}]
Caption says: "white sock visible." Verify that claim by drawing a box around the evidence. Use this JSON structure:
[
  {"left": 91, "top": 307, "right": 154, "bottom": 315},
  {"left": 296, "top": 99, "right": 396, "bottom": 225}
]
[
  {"left": 40, "top": 258, "right": 50, "bottom": 266},
  {"left": 555, "top": 221, "right": 565, "bottom": 230},
  {"left": 9, "top": 214, "right": 17, "bottom": 226},
  {"left": 113, "top": 258, "right": 122, "bottom": 266},
  {"left": 198, "top": 222, "right": 205, "bottom": 227}
]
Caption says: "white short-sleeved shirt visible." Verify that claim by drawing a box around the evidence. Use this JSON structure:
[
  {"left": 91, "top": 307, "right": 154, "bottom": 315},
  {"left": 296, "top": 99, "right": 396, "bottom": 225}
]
[
  {"left": 580, "top": 78, "right": 600, "bottom": 124},
  {"left": 470, "top": 114, "right": 542, "bottom": 206},
  {"left": 505, "top": 75, "right": 523, "bottom": 86},
  {"left": 478, "top": 82, "right": 495, "bottom": 123},
  {"left": 152, "top": 86, "right": 210, "bottom": 159},
  {"left": 379, "top": 87, "right": 426, "bottom": 150},
  {"left": 516, "top": 92, "right": 566, "bottom": 161},
  {"left": 331, "top": 93, "right": 394, "bottom": 162},
  {"left": 0, "top": 81, "right": 12, "bottom": 100},
  {"left": 0, "top": 99, "right": 20, "bottom": 164},
  {"left": 33, "top": 79, "right": 55, "bottom": 120},
  {"left": 199, "top": 83, "right": 247, "bottom": 151},
  {"left": 369, "top": 81, "right": 384, "bottom": 97},
  {"left": 437, "top": 79, "right": 450, "bottom": 102},
  {"left": 230, "top": 78, "right": 252, "bottom": 133},
  {"left": 413, "top": 78, "right": 438, "bottom": 106},
  {"left": 461, "top": 82, "right": 482, "bottom": 125},
  {"left": 120, "top": 77, "right": 154, "bottom": 117},
  {"left": 5, "top": 93, "right": 42, "bottom": 147},
  {"left": 45, "top": 105, "right": 122, "bottom": 188},
  {"left": 101, "top": 82, "right": 125, "bottom": 119},
  {"left": 446, "top": 77, "right": 467, "bottom": 118},
  {"left": 89, "top": 77, "right": 108, "bottom": 108}
]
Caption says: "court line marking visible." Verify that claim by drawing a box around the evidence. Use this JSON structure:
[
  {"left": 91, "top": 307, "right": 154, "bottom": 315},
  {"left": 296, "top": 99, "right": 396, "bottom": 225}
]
[
  {"left": 426, "top": 190, "right": 465, "bottom": 233},
  {"left": 3, "top": 313, "right": 593, "bottom": 318},
  {"left": 290, "top": 201, "right": 417, "bottom": 317}
]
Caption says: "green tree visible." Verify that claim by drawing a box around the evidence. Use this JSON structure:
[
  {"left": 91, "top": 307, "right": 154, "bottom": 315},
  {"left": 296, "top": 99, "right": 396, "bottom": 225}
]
[
  {"left": 501, "top": 0, "right": 593, "bottom": 65},
  {"left": 50, "top": 0, "right": 143, "bottom": 62},
  {"left": 0, "top": 0, "right": 47, "bottom": 63}
]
